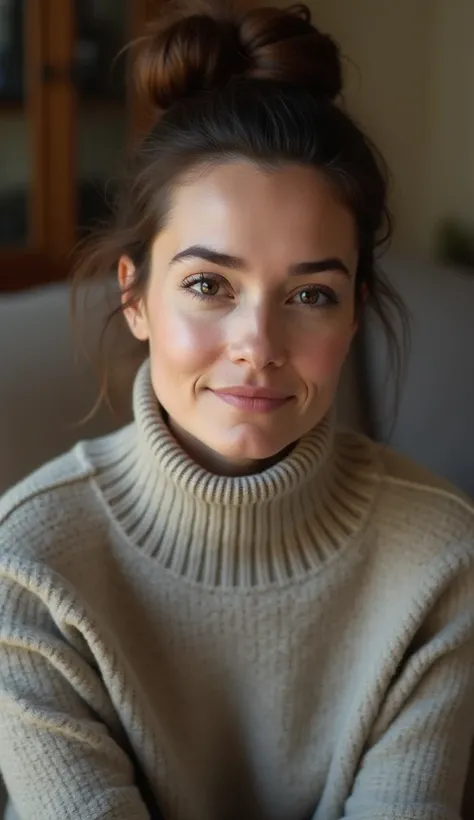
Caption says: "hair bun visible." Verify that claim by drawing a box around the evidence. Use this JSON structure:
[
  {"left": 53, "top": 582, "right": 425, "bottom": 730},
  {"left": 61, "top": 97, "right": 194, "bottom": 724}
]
[{"left": 134, "top": 1, "right": 343, "bottom": 111}]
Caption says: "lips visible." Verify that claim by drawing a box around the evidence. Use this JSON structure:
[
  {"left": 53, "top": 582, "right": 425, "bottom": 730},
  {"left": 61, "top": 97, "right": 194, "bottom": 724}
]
[{"left": 210, "top": 386, "right": 293, "bottom": 414}]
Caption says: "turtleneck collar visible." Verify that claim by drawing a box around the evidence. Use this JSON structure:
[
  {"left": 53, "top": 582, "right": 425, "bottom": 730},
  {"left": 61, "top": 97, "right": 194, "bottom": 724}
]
[{"left": 88, "top": 360, "right": 379, "bottom": 589}]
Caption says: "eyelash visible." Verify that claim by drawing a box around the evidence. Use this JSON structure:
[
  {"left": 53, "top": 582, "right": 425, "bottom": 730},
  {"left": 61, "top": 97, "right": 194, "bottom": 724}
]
[{"left": 180, "top": 273, "right": 340, "bottom": 308}]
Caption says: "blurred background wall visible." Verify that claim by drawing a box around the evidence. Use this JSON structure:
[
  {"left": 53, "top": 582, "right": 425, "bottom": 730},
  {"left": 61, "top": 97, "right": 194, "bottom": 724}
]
[{"left": 275, "top": 0, "right": 474, "bottom": 259}]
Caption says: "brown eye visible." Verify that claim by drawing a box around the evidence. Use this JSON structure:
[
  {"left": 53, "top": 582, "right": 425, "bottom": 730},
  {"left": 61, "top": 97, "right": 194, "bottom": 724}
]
[
  {"left": 299, "top": 289, "right": 320, "bottom": 305},
  {"left": 199, "top": 278, "right": 219, "bottom": 296},
  {"left": 181, "top": 273, "right": 230, "bottom": 302},
  {"left": 291, "top": 287, "right": 338, "bottom": 308}
]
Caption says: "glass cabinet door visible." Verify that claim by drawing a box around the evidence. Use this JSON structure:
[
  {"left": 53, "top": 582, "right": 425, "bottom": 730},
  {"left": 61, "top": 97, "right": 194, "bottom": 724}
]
[
  {"left": 0, "top": 0, "right": 30, "bottom": 246},
  {"left": 0, "top": 0, "right": 151, "bottom": 291},
  {"left": 74, "top": 0, "right": 128, "bottom": 237}
]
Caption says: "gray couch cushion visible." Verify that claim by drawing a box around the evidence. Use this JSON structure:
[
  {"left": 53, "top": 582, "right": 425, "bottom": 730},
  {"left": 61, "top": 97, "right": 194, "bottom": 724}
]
[
  {"left": 363, "top": 254, "right": 474, "bottom": 496},
  {"left": 0, "top": 282, "right": 137, "bottom": 495}
]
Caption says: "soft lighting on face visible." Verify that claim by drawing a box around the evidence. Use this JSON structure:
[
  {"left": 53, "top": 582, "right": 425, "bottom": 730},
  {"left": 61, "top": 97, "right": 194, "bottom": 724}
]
[{"left": 120, "top": 161, "right": 359, "bottom": 475}]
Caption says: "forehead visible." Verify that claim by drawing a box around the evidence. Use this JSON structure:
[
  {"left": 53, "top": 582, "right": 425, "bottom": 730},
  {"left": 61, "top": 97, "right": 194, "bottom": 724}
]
[{"left": 160, "top": 160, "right": 358, "bottom": 268}]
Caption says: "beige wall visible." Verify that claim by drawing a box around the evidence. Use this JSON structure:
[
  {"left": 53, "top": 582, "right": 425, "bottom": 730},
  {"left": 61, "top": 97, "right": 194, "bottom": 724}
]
[
  {"left": 424, "top": 0, "right": 474, "bottom": 251},
  {"left": 304, "top": 0, "right": 435, "bottom": 254},
  {"left": 287, "top": 0, "right": 474, "bottom": 257}
]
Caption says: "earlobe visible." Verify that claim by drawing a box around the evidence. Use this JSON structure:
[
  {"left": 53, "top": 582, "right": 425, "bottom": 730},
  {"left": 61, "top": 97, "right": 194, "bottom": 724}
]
[{"left": 118, "top": 256, "right": 150, "bottom": 342}]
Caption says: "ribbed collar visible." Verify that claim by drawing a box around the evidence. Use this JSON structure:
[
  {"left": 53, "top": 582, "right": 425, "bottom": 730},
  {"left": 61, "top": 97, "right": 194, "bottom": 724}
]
[{"left": 88, "top": 360, "right": 379, "bottom": 589}]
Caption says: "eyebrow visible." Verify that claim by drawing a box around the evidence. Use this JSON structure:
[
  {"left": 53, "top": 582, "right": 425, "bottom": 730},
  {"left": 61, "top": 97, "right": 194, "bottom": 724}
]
[
  {"left": 289, "top": 258, "right": 350, "bottom": 277},
  {"left": 169, "top": 245, "right": 351, "bottom": 277},
  {"left": 170, "top": 246, "right": 245, "bottom": 270}
]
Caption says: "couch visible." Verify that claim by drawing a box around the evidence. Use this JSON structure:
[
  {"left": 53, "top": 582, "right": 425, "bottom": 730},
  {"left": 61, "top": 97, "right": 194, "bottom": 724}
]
[{"left": 0, "top": 253, "right": 473, "bottom": 817}]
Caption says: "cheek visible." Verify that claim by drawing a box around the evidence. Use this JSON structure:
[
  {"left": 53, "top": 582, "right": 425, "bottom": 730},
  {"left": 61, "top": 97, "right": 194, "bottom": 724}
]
[
  {"left": 148, "top": 308, "right": 223, "bottom": 376},
  {"left": 297, "top": 323, "right": 354, "bottom": 384}
]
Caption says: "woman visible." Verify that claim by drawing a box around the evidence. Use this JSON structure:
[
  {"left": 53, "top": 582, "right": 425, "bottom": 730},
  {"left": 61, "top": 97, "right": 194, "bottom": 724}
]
[{"left": 1, "top": 3, "right": 473, "bottom": 819}]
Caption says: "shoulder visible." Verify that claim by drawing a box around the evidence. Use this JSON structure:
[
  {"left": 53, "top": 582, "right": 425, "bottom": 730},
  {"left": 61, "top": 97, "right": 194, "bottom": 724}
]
[
  {"left": 0, "top": 447, "right": 93, "bottom": 523},
  {"left": 375, "top": 443, "right": 473, "bottom": 538},
  {"left": 0, "top": 424, "right": 135, "bottom": 567},
  {"left": 337, "top": 429, "right": 474, "bottom": 559}
]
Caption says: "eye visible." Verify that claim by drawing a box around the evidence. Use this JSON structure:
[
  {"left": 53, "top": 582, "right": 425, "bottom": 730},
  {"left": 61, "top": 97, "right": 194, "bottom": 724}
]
[
  {"left": 290, "top": 286, "right": 339, "bottom": 308},
  {"left": 180, "top": 273, "right": 231, "bottom": 301},
  {"left": 195, "top": 277, "right": 220, "bottom": 297}
]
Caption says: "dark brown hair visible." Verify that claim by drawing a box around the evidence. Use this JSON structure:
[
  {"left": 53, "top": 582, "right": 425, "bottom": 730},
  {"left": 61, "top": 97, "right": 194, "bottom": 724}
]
[{"left": 72, "top": 0, "right": 408, "bottom": 417}]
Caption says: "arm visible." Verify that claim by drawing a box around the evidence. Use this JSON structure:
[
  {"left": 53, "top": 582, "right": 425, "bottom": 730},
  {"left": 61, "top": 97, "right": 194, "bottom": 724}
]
[
  {"left": 0, "top": 570, "right": 153, "bottom": 820},
  {"left": 344, "top": 552, "right": 474, "bottom": 820}
]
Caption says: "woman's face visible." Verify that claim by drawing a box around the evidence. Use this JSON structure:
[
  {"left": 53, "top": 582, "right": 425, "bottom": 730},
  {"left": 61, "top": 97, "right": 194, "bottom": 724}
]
[{"left": 120, "top": 161, "right": 359, "bottom": 475}]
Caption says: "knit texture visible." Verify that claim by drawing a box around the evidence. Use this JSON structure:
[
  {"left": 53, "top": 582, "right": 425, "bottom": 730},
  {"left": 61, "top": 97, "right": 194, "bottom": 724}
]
[{"left": 1, "top": 360, "right": 474, "bottom": 820}]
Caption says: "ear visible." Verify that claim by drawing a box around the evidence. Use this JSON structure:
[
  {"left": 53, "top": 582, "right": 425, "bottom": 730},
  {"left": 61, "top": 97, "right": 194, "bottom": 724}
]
[{"left": 118, "top": 256, "right": 150, "bottom": 342}]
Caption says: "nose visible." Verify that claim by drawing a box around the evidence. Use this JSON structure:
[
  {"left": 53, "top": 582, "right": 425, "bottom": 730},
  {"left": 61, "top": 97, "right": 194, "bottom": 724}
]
[{"left": 226, "top": 304, "right": 287, "bottom": 370}]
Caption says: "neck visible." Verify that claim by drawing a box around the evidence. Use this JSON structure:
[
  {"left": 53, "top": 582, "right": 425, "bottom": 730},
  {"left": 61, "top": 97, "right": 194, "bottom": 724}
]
[{"left": 167, "top": 416, "right": 297, "bottom": 477}]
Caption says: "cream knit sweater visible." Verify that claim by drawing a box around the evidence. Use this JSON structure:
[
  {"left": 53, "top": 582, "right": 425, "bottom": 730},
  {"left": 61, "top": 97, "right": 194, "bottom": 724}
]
[{"left": 1, "top": 360, "right": 474, "bottom": 820}]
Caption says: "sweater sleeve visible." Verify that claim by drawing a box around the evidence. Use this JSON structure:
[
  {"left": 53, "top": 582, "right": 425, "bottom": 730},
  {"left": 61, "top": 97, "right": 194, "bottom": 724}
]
[
  {"left": 0, "top": 568, "right": 152, "bottom": 820},
  {"left": 343, "top": 549, "right": 474, "bottom": 820}
]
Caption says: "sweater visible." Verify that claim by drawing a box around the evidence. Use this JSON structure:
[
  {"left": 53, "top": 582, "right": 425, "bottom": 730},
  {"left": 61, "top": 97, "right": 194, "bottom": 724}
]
[{"left": 0, "top": 360, "right": 474, "bottom": 820}]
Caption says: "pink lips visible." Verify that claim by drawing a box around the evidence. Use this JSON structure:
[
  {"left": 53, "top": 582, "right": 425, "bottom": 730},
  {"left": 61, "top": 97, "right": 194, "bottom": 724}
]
[{"left": 210, "top": 386, "right": 293, "bottom": 414}]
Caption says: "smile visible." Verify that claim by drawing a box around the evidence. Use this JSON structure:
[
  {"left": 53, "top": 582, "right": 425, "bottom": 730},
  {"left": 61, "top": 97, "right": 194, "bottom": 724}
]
[{"left": 209, "top": 387, "right": 293, "bottom": 414}]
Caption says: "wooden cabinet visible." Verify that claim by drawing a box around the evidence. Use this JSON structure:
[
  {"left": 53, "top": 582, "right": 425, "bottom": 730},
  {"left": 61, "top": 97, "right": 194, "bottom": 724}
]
[{"left": 0, "top": 0, "right": 155, "bottom": 291}]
